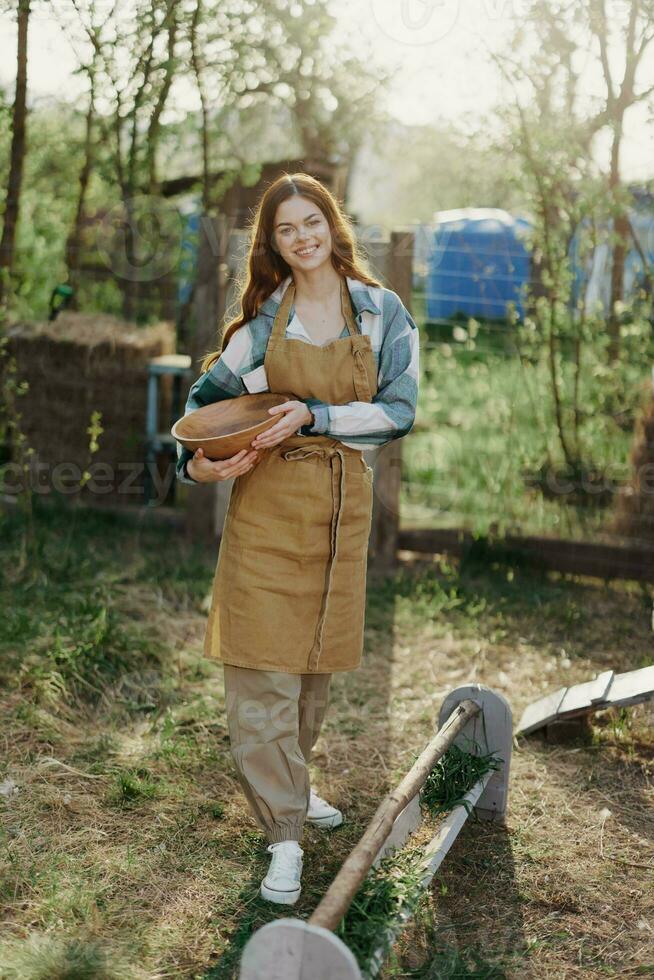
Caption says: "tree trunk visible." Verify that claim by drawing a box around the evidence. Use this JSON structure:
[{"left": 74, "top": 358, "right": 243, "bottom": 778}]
[
  {"left": 190, "top": 0, "right": 211, "bottom": 212},
  {"left": 0, "top": 0, "right": 30, "bottom": 309},
  {"left": 121, "top": 195, "right": 140, "bottom": 322},
  {"left": 607, "top": 117, "right": 627, "bottom": 364},
  {"left": 146, "top": 1, "right": 179, "bottom": 192},
  {"left": 65, "top": 74, "right": 96, "bottom": 307},
  {"left": 190, "top": 214, "right": 224, "bottom": 370}
]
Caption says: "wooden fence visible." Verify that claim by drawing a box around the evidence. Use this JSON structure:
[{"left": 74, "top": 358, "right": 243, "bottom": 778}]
[
  {"left": 136, "top": 215, "right": 653, "bottom": 585},
  {"left": 398, "top": 526, "right": 654, "bottom": 584}
]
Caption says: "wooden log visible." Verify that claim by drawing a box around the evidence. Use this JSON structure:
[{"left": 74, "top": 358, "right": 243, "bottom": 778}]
[
  {"left": 368, "top": 440, "right": 402, "bottom": 572},
  {"left": 388, "top": 229, "right": 414, "bottom": 300},
  {"left": 365, "top": 770, "right": 494, "bottom": 979},
  {"left": 309, "top": 698, "right": 481, "bottom": 932},
  {"left": 398, "top": 526, "right": 654, "bottom": 584}
]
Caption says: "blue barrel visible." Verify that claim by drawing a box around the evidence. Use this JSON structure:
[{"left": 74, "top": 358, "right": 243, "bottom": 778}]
[{"left": 427, "top": 210, "right": 532, "bottom": 321}]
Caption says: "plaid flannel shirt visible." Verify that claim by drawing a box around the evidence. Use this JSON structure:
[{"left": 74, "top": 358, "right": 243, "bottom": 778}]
[{"left": 176, "top": 275, "right": 420, "bottom": 484}]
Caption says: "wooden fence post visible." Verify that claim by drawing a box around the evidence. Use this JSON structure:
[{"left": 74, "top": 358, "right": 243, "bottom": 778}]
[
  {"left": 367, "top": 229, "right": 414, "bottom": 574},
  {"left": 182, "top": 213, "right": 227, "bottom": 541},
  {"left": 189, "top": 213, "right": 224, "bottom": 372}
]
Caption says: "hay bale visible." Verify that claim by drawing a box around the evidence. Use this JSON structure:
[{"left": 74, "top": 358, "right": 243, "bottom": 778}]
[
  {"left": 610, "top": 389, "right": 654, "bottom": 542},
  {"left": 5, "top": 313, "right": 176, "bottom": 506},
  {"left": 10, "top": 311, "right": 172, "bottom": 347}
]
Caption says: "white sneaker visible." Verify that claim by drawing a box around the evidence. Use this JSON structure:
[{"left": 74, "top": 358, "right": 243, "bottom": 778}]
[
  {"left": 260, "top": 841, "right": 303, "bottom": 905},
  {"left": 306, "top": 789, "right": 344, "bottom": 829}
]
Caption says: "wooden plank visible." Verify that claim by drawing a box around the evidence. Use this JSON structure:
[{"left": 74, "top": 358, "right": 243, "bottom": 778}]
[
  {"left": 364, "top": 772, "right": 493, "bottom": 980},
  {"left": 372, "top": 794, "right": 421, "bottom": 867},
  {"left": 398, "top": 528, "right": 654, "bottom": 584},
  {"left": 239, "top": 919, "right": 360, "bottom": 980},
  {"left": 149, "top": 354, "right": 192, "bottom": 372},
  {"left": 555, "top": 670, "right": 616, "bottom": 715},
  {"left": 438, "top": 685, "right": 513, "bottom": 819},
  {"left": 515, "top": 686, "right": 568, "bottom": 735},
  {"left": 589, "top": 670, "right": 615, "bottom": 702},
  {"left": 516, "top": 666, "right": 654, "bottom": 736},
  {"left": 606, "top": 665, "right": 654, "bottom": 707},
  {"left": 558, "top": 678, "right": 607, "bottom": 715},
  {"left": 418, "top": 771, "right": 493, "bottom": 884},
  {"left": 309, "top": 699, "right": 481, "bottom": 932}
]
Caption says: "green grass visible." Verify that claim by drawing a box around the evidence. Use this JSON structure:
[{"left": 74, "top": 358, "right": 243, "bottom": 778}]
[
  {"left": 337, "top": 745, "right": 504, "bottom": 976},
  {"left": 0, "top": 935, "right": 126, "bottom": 980},
  {"left": 366, "top": 554, "right": 654, "bottom": 667},
  {"left": 420, "top": 744, "right": 503, "bottom": 820},
  {"left": 106, "top": 767, "right": 165, "bottom": 806},
  {"left": 336, "top": 847, "right": 425, "bottom": 977},
  {"left": 403, "top": 295, "right": 647, "bottom": 540},
  {"left": 0, "top": 493, "right": 210, "bottom": 703}
]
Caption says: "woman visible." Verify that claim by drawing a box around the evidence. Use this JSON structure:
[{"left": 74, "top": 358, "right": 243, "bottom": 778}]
[{"left": 176, "top": 173, "right": 419, "bottom": 905}]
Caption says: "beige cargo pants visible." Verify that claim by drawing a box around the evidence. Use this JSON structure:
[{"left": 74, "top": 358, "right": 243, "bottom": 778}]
[{"left": 223, "top": 665, "right": 332, "bottom": 843}]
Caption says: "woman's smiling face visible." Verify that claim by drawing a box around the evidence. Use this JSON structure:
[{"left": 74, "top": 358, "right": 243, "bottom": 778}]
[{"left": 272, "top": 196, "right": 332, "bottom": 272}]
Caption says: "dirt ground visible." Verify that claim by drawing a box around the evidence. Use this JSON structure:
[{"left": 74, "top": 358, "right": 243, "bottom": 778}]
[
  {"left": 1, "top": 522, "right": 653, "bottom": 979},
  {"left": 324, "top": 559, "right": 654, "bottom": 979}
]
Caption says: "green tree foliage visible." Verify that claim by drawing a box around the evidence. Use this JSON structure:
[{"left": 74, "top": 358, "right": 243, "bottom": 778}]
[
  {"left": 352, "top": 121, "right": 524, "bottom": 230},
  {"left": 0, "top": 0, "right": 389, "bottom": 321},
  {"left": 492, "top": 0, "right": 654, "bottom": 505},
  {"left": 0, "top": 0, "right": 30, "bottom": 310}
]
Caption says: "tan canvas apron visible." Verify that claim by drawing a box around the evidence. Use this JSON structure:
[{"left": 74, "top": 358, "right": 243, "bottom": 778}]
[{"left": 203, "top": 275, "right": 378, "bottom": 674}]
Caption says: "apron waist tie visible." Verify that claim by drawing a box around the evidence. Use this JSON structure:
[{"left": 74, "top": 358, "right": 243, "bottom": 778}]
[{"left": 281, "top": 446, "right": 347, "bottom": 671}]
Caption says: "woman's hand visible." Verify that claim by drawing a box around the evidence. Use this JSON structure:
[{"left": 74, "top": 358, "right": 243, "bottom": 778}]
[
  {"left": 250, "top": 400, "right": 313, "bottom": 450},
  {"left": 187, "top": 447, "right": 260, "bottom": 483}
]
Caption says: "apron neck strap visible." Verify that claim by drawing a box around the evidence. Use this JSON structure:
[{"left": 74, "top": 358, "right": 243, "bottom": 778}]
[
  {"left": 271, "top": 278, "right": 296, "bottom": 340},
  {"left": 270, "top": 275, "right": 360, "bottom": 341},
  {"left": 341, "top": 276, "right": 359, "bottom": 337}
]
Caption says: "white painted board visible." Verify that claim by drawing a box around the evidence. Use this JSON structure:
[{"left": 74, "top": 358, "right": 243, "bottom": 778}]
[
  {"left": 516, "top": 665, "right": 654, "bottom": 736},
  {"left": 438, "top": 686, "right": 512, "bottom": 818},
  {"left": 240, "top": 919, "right": 361, "bottom": 980},
  {"left": 373, "top": 794, "right": 422, "bottom": 867},
  {"left": 607, "top": 665, "right": 654, "bottom": 707},
  {"left": 515, "top": 686, "right": 568, "bottom": 735},
  {"left": 589, "top": 670, "right": 615, "bottom": 702}
]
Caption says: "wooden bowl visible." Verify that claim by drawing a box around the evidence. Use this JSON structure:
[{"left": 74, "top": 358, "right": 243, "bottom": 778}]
[{"left": 171, "top": 392, "right": 294, "bottom": 460}]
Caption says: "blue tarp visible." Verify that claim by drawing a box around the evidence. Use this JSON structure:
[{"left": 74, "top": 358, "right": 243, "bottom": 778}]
[
  {"left": 570, "top": 207, "right": 654, "bottom": 315},
  {"left": 426, "top": 209, "right": 532, "bottom": 321}
]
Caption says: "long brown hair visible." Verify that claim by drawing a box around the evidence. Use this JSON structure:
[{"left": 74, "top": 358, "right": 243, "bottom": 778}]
[{"left": 200, "top": 172, "right": 382, "bottom": 373}]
